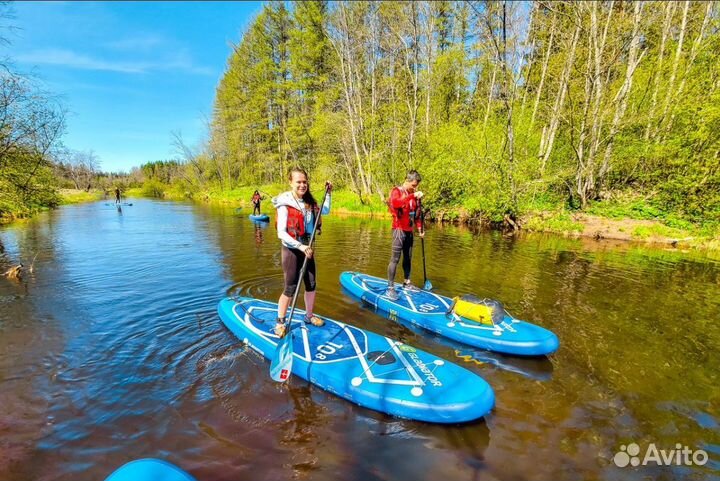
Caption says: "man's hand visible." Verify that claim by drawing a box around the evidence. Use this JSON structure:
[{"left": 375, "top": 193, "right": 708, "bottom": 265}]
[
  {"left": 418, "top": 230, "right": 425, "bottom": 238},
  {"left": 301, "top": 245, "right": 314, "bottom": 258},
  {"left": 414, "top": 191, "right": 424, "bottom": 200},
  {"left": 325, "top": 181, "right": 333, "bottom": 192}
]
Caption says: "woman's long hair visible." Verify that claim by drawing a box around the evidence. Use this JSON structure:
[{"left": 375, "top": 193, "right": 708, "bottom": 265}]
[{"left": 288, "top": 166, "right": 317, "bottom": 206}]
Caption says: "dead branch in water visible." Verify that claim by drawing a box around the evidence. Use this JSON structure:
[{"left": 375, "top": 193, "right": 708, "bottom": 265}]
[{"left": 3, "top": 264, "right": 23, "bottom": 280}]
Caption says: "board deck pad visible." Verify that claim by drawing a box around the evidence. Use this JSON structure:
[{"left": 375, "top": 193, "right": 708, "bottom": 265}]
[
  {"left": 340, "top": 271, "right": 559, "bottom": 356},
  {"left": 218, "top": 296, "right": 494, "bottom": 423}
]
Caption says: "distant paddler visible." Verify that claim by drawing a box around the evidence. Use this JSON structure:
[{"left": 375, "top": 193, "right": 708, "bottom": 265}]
[{"left": 251, "top": 190, "right": 265, "bottom": 215}]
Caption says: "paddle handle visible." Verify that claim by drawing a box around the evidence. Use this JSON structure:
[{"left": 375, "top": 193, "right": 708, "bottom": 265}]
[{"left": 286, "top": 183, "right": 331, "bottom": 325}]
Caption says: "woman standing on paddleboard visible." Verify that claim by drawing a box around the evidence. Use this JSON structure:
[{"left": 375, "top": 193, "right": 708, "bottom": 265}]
[
  {"left": 272, "top": 167, "right": 332, "bottom": 337},
  {"left": 251, "top": 190, "right": 264, "bottom": 215}
]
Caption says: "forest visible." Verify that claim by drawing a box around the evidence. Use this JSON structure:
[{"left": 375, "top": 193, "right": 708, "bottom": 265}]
[
  {"left": 205, "top": 1, "right": 720, "bottom": 227},
  {"left": 2, "top": 1, "right": 719, "bottom": 235}
]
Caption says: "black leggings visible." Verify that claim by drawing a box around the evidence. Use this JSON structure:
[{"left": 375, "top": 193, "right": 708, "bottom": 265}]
[
  {"left": 282, "top": 246, "right": 316, "bottom": 296},
  {"left": 253, "top": 202, "right": 261, "bottom": 215},
  {"left": 387, "top": 229, "right": 413, "bottom": 285}
]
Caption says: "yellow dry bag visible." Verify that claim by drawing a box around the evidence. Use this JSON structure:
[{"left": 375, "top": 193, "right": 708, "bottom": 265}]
[{"left": 450, "top": 295, "right": 505, "bottom": 326}]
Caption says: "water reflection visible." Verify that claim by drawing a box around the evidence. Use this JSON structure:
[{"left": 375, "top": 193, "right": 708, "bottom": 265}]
[{"left": 253, "top": 221, "right": 267, "bottom": 247}]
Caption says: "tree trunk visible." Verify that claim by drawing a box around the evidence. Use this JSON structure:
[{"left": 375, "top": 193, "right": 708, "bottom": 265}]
[
  {"left": 585, "top": 1, "right": 614, "bottom": 191},
  {"left": 483, "top": 62, "right": 497, "bottom": 132},
  {"left": 540, "top": 18, "right": 581, "bottom": 174},
  {"left": 518, "top": 2, "right": 537, "bottom": 119},
  {"left": 422, "top": 1, "right": 435, "bottom": 138},
  {"left": 600, "top": 1, "right": 645, "bottom": 184},
  {"left": 657, "top": 0, "right": 690, "bottom": 141},
  {"left": 530, "top": 12, "right": 556, "bottom": 130},
  {"left": 328, "top": 4, "right": 372, "bottom": 197},
  {"left": 664, "top": 1, "right": 712, "bottom": 136},
  {"left": 644, "top": 1, "right": 675, "bottom": 141}
]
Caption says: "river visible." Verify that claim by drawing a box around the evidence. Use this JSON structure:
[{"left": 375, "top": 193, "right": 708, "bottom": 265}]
[{"left": 0, "top": 199, "right": 718, "bottom": 480}]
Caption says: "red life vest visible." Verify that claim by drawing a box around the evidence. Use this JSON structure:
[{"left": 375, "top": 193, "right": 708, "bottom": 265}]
[
  {"left": 278, "top": 203, "right": 321, "bottom": 241},
  {"left": 388, "top": 186, "right": 420, "bottom": 231}
]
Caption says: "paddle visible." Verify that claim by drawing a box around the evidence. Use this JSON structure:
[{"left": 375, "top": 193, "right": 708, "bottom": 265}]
[
  {"left": 270, "top": 182, "right": 331, "bottom": 382},
  {"left": 419, "top": 198, "right": 432, "bottom": 291}
]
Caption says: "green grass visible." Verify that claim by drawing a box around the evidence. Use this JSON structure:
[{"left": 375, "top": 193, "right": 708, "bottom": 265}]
[
  {"left": 59, "top": 189, "right": 103, "bottom": 205},
  {"left": 632, "top": 224, "right": 693, "bottom": 240},
  {"left": 586, "top": 199, "right": 665, "bottom": 220},
  {"left": 119, "top": 181, "right": 720, "bottom": 250},
  {"left": 203, "top": 184, "right": 284, "bottom": 205},
  {"left": 199, "top": 186, "right": 390, "bottom": 217},
  {"left": 523, "top": 211, "right": 584, "bottom": 234},
  {"left": 329, "top": 189, "right": 389, "bottom": 216}
]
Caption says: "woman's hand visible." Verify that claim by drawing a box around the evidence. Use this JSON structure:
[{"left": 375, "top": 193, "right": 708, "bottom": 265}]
[
  {"left": 301, "top": 245, "right": 314, "bottom": 258},
  {"left": 325, "top": 181, "right": 333, "bottom": 193}
]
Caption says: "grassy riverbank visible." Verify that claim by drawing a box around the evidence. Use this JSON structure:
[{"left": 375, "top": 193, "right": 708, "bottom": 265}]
[
  {"left": 177, "top": 186, "right": 719, "bottom": 250},
  {"left": 202, "top": 186, "right": 390, "bottom": 218},
  {"left": 19, "top": 184, "right": 717, "bottom": 251},
  {"left": 521, "top": 195, "right": 720, "bottom": 250},
  {"left": 523, "top": 211, "right": 719, "bottom": 250},
  {"left": 58, "top": 189, "right": 104, "bottom": 205}
]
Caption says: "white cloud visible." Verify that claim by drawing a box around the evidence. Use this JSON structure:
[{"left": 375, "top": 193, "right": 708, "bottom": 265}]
[
  {"left": 105, "top": 34, "right": 168, "bottom": 52},
  {"left": 15, "top": 48, "right": 214, "bottom": 76},
  {"left": 16, "top": 49, "right": 147, "bottom": 73}
]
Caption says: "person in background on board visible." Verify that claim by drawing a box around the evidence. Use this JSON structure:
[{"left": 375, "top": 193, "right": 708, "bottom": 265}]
[
  {"left": 115, "top": 187, "right": 121, "bottom": 205},
  {"left": 386, "top": 170, "right": 424, "bottom": 300},
  {"left": 251, "top": 190, "right": 264, "bottom": 215},
  {"left": 272, "top": 167, "right": 332, "bottom": 337}
]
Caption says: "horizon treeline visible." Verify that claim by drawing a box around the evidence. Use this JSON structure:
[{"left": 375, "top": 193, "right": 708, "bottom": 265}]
[{"left": 194, "top": 0, "right": 719, "bottom": 224}]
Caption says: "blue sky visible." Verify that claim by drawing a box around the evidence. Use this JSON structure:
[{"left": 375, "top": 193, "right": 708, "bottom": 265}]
[{"left": 6, "top": 1, "right": 263, "bottom": 173}]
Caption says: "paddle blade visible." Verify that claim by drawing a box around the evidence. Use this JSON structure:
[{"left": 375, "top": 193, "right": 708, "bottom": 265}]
[
  {"left": 270, "top": 334, "right": 293, "bottom": 382},
  {"left": 423, "top": 279, "right": 433, "bottom": 291}
]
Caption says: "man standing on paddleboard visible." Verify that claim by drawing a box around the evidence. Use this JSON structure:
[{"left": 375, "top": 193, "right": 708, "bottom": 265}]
[
  {"left": 386, "top": 170, "right": 424, "bottom": 300},
  {"left": 272, "top": 167, "right": 332, "bottom": 337}
]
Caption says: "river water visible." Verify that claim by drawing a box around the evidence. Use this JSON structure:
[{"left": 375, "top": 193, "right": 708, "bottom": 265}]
[{"left": 0, "top": 200, "right": 718, "bottom": 481}]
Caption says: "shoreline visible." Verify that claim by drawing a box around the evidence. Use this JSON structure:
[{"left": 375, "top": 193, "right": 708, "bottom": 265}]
[
  {"left": 201, "top": 190, "right": 718, "bottom": 251},
  {"left": 4, "top": 189, "right": 718, "bottom": 251}
]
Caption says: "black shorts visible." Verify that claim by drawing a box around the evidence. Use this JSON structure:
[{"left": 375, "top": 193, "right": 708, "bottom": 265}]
[{"left": 281, "top": 245, "right": 316, "bottom": 296}]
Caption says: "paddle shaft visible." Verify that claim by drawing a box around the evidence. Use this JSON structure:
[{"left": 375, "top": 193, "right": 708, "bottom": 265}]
[
  {"left": 286, "top": 183, "right": 331, "bottom": 325},
  {"left": 419, "top": 199, "right": 429, "bottom": 287}
]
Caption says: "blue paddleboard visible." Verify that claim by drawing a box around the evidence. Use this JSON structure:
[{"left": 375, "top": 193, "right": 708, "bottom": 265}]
[
  {"left": 249, "top": 214, "right": 270, "bottom": 222},
  {"left": 340, "top": 272, "right": 559, "bottom": 356},
  {"left": 104, "top": 459, "right": 196, "bottom": 481},
  {"left": 217, "top": 297, "right": 494, "bottom": 423}
]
